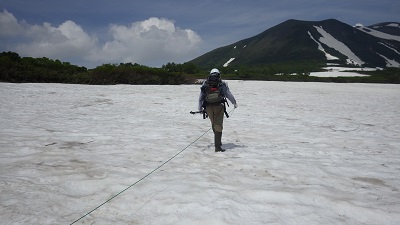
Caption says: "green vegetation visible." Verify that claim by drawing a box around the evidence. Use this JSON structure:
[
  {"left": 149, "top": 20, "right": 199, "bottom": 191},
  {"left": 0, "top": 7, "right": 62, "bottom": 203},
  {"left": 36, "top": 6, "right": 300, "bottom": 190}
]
[
  {"left": 0, "top": 52, "right": 192, "bottom": 85},
  {"left": 1, "top": 51, "right": 399, "bottom": 84},
  {"left": 87, "top": 63, "right": 194, "bottom": 85},
  {"left": 0, "top": 51, "right": 88, "bottom": 83},
  {"left": 355, "top": 67, "right": 400, "bottom": 83}
]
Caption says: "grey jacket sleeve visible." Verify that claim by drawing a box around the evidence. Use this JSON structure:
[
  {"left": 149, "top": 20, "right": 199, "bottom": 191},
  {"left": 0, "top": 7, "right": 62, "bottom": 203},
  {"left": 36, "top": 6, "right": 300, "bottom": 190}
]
[
  {"left": 221, "top": 81, "right": 237, "bottom": 105},
  {"left": 198, "top": 81, "right": 206, "bottom": 111}
]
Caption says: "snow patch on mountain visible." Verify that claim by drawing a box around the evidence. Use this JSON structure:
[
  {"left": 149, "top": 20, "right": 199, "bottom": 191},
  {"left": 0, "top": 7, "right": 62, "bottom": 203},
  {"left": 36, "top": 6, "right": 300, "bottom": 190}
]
[
  {"left": 354, "top": 23, "right": 364, "bottom": 28},
  {"left": 223, "top": 58, "right": 235, "bottom": 67},
  {"left": 379, "top": 42, "right": 400, "bottom": 55},
  {"left": 313, "top": 26, "right": 364, "bottom": 66},
  {"left": 308, "top": 31, "right": 339, "bottom": 60},
  {"left": 387, "top": 23, "right": 400, "bottom": 28},
  {"left": 378, "top": 53, "right": 400, "bottom": 67},
  {"left": 373, "top": 23, "right": 400, "bottom": 29},
  {"left": 357, "top": 26, "right": 400, "bottom": 42}
]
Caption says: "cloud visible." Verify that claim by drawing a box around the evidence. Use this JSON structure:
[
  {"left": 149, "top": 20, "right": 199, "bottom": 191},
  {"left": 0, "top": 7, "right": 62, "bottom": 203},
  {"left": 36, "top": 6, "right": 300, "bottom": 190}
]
[
  {"left": 0, "top": 9, "right": 25, "bottom": 37},
  {"left": 0, "top": 10, "right": 202, "bottom": 67},
  {"left": 16, "top": 21, "right": 98, "bottom": 60},
  {"left": 90, "top": 17, "right": 202, "bottom": 66},
  {"left": 0, "top": 9, "right": 97, "bottom": 63}
]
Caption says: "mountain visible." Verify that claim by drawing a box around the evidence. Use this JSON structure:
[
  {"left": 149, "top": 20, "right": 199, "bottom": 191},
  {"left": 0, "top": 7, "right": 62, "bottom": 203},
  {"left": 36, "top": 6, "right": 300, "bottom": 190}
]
[
  {"left": 365, "top": 22, "right": 400, "bottom": 36},
  {"left": 190, "top": 19, "right": 400, "bottom": 69}
]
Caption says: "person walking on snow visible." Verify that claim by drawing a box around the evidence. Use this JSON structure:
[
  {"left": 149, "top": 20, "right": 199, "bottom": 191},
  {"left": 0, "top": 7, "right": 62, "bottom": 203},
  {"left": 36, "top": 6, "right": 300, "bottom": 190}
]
[{"left": 198, "top": 68, "right": 237, "bottom": 152}]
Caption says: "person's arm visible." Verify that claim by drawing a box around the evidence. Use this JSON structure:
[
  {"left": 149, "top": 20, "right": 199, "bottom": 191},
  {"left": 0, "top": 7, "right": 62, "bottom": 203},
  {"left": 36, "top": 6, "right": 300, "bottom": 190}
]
[
  {"left": 222, "top": 82, "right": 237, "bottom": 107},
  {"left": 198, "top": 82, "right": 206, "bottom": 111}
]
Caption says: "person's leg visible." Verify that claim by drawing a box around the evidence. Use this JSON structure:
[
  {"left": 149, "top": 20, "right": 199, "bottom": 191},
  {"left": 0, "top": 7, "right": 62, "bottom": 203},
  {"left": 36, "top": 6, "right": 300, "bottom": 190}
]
[
  {"left": 207, "top": 105, "right": 225, "bottom": 152},
  {"left": 214, "top": 131, "right": 224, "bottom": 152}
]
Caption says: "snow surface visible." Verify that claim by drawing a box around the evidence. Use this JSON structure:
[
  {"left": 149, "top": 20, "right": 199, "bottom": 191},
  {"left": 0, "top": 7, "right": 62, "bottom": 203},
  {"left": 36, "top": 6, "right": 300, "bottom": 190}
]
[
  {"left": 1, "top": 81, "right": 400, "bottom": 225},
  {"left": 313, "top": 26, "right": 364, "bottom": 66},
  {"left": 310, "top": 66, "right": 377, "bottom": 77},
  {"left": 322, "top": 67, "right": 377, "bottom": 72},
  {"left": 310, "top": 71, "right": 368, "bottom": 77}
]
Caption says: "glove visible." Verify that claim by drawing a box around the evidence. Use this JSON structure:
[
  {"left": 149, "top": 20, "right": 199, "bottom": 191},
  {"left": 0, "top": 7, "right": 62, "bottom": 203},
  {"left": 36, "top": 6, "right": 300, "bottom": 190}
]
[{"left": 234, "top": 103, "right": 238, "bottom": 108}]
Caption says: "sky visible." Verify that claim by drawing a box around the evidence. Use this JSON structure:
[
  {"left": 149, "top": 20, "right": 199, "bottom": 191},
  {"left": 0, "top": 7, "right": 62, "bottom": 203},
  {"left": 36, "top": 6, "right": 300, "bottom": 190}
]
[{"left": 0, "top": 0, "right": 399, "bottom": 68}]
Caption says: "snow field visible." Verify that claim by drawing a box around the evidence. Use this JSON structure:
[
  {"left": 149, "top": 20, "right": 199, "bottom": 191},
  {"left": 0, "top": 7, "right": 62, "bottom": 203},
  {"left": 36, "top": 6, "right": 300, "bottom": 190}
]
[{"left": 1, "top": 81, "right": 400, "bottom": 224}]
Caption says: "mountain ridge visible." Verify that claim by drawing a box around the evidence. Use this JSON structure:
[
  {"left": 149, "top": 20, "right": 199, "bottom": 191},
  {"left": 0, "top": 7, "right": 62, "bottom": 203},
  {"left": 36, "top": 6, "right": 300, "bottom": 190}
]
[{"left": 189, "top": 19, "right": 400, "bottom": 69}]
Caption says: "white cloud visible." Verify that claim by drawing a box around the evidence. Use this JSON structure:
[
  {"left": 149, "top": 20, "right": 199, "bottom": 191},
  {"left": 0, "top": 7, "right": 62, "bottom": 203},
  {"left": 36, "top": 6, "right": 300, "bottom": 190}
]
[
  {"left": 0, "top": 10, "right": 202, "bottom": 67},
  {"left": 0, "top": 9, "right": 25, "bottom": 37},
  {"left": 89, "top": 17, "right": 202, "bottom": 66},
  {"left": 0, "top": 9, "right": 98, "bottom": 62},
  {"left": 15, "top": 20, "right": 98, "bottom": 60}
]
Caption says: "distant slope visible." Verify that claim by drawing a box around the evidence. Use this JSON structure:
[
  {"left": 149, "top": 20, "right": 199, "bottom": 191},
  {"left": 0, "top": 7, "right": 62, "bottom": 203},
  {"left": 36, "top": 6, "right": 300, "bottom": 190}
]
[
  {"left": 190, "top": 19, "right": 400, "bottom": 68},
  {"left": 366, "top": 22, "right": 400, "bottom": 36}
]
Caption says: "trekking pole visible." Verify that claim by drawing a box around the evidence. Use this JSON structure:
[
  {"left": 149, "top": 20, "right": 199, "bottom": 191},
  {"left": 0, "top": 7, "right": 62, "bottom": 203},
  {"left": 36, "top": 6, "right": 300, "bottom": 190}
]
[
  {"left": 190, "top": 111, "right": 203, "bottom": 114},
  {"left": 190, "top": 110, "right": 208, "bottom": 119}
]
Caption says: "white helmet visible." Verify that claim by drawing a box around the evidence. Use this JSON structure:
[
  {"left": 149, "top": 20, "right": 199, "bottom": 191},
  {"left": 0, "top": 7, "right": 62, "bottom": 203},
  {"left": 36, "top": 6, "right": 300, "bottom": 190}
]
[{"left": 210, "top": 68, "right": 220, "bottom": 76}]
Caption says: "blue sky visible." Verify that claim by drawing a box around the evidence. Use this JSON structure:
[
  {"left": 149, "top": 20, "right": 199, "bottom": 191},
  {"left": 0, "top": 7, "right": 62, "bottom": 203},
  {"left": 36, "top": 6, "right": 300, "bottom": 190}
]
[{"left": 1, "top": 0, "right": 399, "bottom": 68}]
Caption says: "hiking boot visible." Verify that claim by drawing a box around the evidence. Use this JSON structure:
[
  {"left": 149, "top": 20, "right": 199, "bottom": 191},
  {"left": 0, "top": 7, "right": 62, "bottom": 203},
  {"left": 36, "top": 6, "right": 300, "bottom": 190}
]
[
  {"left": 215, "top": 148, "right": 226, "bottom": 152},
  {"left": 214, "top": 131, "right": 225, "bottom": 152}
]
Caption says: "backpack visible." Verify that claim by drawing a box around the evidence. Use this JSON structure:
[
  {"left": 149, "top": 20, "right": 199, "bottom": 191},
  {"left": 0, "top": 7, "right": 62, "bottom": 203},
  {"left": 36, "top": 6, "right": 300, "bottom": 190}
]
[{"left": 204, "top": 75, "right": 224, "bottom": 104}]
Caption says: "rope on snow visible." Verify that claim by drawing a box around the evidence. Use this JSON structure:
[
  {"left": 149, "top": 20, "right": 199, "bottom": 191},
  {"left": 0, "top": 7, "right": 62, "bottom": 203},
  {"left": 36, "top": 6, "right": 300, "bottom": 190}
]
[{"left": 70, "top": 107, "right": 235, "bottom": 224}]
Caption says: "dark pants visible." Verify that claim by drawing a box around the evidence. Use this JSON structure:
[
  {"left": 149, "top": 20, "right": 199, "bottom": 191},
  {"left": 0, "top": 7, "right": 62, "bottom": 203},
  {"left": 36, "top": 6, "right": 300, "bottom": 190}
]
[
  {"left": 206, "top": 104, "right": 224, "bottom": 150},
  {"left": 205, "top": 104, "right": 224, "bottom": 132}
]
